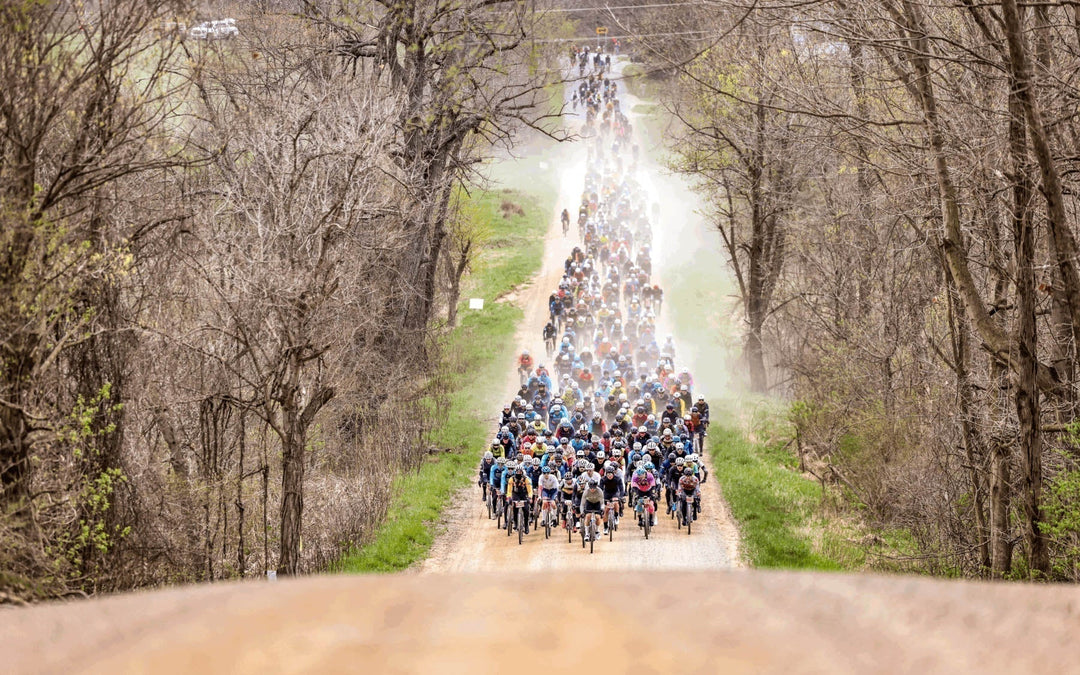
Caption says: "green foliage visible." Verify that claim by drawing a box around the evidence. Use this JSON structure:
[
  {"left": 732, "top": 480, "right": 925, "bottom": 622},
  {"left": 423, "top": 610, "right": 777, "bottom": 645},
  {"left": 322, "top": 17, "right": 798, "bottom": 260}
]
[
  {"left": 1043, "top": 458, "right": 1080, "bottom": 579},
  {"left": 335, "top": 187, "right": 549, "bottom": 573},
  {"left": 50, "top": 383, "right": 130, "bottom": 576}
]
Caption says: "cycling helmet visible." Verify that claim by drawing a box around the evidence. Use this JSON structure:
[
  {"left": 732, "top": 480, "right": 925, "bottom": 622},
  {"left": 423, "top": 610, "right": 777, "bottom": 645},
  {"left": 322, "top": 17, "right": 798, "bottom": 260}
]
[
  {"left": 597, "top": 450, "right": 606, "bottom": 460},
  {"left": 687, "top": 453, "right": 698, "bottom": 462},
  {"left": 635, "top": 468, "right": 647, "bottom": 477},
  {"left": 561, "top": 437, "right": 570, "bottom": 445},
  {"left": 501, "top": 425, "right": 510, "bottom": 433},
  {"left": 675, "top": 457, "right": 685, "bottom": 466},
  {"left": 497, "top": 457, "right": 507, "bottom": 465},
  {"left": 675, "top": 442, "right": 684, "bottom": 450},
  {"left": 612, "top": 448, "right": 623, "bottom": 457},
  {"left": 683, "top": 468, "right": 693, "bottom": 476},
  {"left": 542, "top": 466, "right": 552, "bottom": 474},
  {"left": 633, "top": 442, "right": 643, "bottom": 451},
  {"left": 515, "top": 467, "right": 525, "bottom": 475},
  {"left": 589, "top": 478, "right": 600, "bottom": 486},
  {"left": 667, "top": 452, "right": 675, "bottom": 460},
  {"left": 575, "top": 449, "right": 585, "bottom": 457},
  {"left": 532, "top": 457, "right": 541, "bottom": 466},
  {"left": 644, "top": 462, "right": 655, "bottom": 471},
  {"left": 484, "top": 451, "right": 494, "bottom": 460}
]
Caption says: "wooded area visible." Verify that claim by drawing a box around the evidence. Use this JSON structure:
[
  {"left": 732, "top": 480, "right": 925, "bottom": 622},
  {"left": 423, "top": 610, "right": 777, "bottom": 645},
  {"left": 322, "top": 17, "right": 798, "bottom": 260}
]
[
  {"left": 647, "top": 0, "right": 1080, "bottom": 578},
  {"left": 0, "top": 0, "right": 561, "bottom": 599}
]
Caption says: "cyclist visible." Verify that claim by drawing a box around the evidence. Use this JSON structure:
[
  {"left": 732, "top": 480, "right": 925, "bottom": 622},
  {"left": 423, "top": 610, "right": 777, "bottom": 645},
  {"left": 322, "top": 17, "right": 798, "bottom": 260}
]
[
  {"left": 537, "top": 466, "right": 560, "bottom": 528},
  {"left": 489, "top": 457, "right": 508, "bottom": 515},
  {"left": 579, "top": 477, "right": 606, "bottom": 541},
  {"left": 518, "top": 350, "right": 534, "bottom": 384},
  {"left": 600, "top": 464, "right": 625, "bottom": 534},
  {"left": 507, "top": 465, "right": 533, "bottom": 533},
  {"left": 543, "top": 321, "right": 558, "bottom": 355},
  {"left": 561, "top": 208, "right": 571, "bottom": 235},
  {"left": 629, "top": 466, "right": 657, "bottom": 526},
  {"left": 479, "top": 450, "right": 495, "bottom": 501},
  {"left": 677, "top": 466, "right": 701, "bottom": 521}
]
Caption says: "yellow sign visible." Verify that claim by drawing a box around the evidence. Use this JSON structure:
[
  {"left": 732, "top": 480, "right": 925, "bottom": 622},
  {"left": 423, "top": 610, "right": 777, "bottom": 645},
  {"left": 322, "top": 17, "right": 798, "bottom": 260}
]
[{"left": 596, "top": 27, "right": 608, "bottom": 35}]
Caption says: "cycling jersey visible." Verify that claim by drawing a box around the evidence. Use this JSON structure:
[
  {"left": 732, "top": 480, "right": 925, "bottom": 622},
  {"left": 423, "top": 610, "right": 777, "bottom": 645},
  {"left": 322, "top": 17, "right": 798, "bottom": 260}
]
[
  {"left": 678, "top": 474, "right": 700, "bottom": 495},
  {"left": 580, "top": 487, "right": 605, "bottom": 513},
  {"left": 509, "top": 476, "right": 533, "bottom": 501}
]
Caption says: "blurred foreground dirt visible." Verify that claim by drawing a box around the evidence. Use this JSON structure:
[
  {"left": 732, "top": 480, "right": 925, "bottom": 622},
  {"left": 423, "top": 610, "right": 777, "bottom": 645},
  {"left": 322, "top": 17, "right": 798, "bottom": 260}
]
[{"left": 3, "top": 570, "right": 1079, "bottom": 674}]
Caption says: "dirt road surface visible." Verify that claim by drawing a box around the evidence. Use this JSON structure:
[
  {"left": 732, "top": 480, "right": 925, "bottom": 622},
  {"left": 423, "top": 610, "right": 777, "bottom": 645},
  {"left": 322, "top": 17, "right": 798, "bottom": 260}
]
[
  {"left": 422, "top": 78, "right": 741, "bottom": 572},
  {"left": 4, "top": 570, "right": 1079, "bottom": 674}
]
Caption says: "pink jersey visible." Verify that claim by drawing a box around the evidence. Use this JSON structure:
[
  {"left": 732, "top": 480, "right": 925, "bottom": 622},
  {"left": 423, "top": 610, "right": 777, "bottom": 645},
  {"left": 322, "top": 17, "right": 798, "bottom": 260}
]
[{"left": 631, "top": 471, "right": 656, "bottom": 492}]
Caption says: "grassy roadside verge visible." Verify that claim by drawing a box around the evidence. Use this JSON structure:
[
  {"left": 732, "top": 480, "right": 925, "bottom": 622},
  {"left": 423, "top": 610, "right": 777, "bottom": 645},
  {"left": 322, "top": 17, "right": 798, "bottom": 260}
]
[
  {"left": 334, "top": 184, "right": 554, "bottom": 573},
  {"left": 708, "top": 409, "right": 917, "bottom": 571}
]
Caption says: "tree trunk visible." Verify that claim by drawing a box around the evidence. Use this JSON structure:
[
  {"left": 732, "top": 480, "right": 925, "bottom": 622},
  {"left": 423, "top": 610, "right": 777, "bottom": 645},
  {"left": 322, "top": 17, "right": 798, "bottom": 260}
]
[
  {"left": 278, "top": 410, "right": 305, "bottom": 577},
  {"left": 1004, "top": 67, "right": 1050, "bottom": 577},
  {"left": 745, "top": 321, "right": 767, "bottom": 393},
  {"left": 276, "top": 372, "right": 334, "bottom": 577},
  {"left": 941, "top": 256, "right": 990, "bottom": 572}
]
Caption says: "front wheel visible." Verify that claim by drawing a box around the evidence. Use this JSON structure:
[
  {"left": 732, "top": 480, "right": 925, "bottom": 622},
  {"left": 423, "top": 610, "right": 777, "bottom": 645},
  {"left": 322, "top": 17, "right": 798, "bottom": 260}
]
[{"left": 518, "top": 508, "right": 524, "bottom": 545}]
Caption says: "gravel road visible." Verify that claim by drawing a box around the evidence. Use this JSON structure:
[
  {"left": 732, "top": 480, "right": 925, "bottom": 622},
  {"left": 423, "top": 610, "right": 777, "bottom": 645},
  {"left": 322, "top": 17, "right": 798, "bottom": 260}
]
[{"left": 422, "top": 77, "right": 742, "bottom": 572}]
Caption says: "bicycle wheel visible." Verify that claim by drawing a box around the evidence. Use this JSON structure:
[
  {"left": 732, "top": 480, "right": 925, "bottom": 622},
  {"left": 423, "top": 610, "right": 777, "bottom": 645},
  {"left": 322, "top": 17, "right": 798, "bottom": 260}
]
[
  {"left": 608, "top": 511, "right": 615, "bottom": 541},
  {"left": 685, "top": 502, "right": 692, "bottom": 535},
  {"left": 644, "top": 509, "right": 651, "bottom": 539},
  {"left": 589, "top": 520, "right": 595, "bottom": 554},
  {"left": 496, "top": 497, "right": 503, "bottom": 529},
  {"left": 486, "top": 492, "right": 493, "bottom": 520},
  {"left": 506, "top": 505, "right": 513, "bottom": 537},
  {"left": 518, "top": 508, "right": 524, "bottom": 545},
  {"left": 545, "top": 510, "right": 551, "bottom": 539}
]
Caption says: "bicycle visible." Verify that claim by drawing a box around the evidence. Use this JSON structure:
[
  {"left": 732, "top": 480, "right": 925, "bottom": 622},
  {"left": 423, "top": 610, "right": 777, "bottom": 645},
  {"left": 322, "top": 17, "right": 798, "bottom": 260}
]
[
  {"left": 692, "top": 429, "right": 706, "bottom": 454},
  {"left": 485, "top": 482, "right": 495, "bottom": 520},
  {"left": 495, "top": 492, "right": 506, "bottom": 529},
  {"left": 513, "top": 499, "right": 528, "bottom": 545},
  {"left": 677, "top": 493, "right": 696, "bottom": 535},
  {"left": 604, "top": 501, "right": 619, "bottom": 541},
  {"left": 563, "top": 498, "right": 576, "bottom": 543},
  {"left": 562, "top": 214, "right": 570, "bottom": 236},
  {"left": 584, "top": 511, "right": 600, "bottom": 553},
  {"left": 531, "top": 496, "right": 541, "bottom": 531},
  {"left": 635, "top": 494, "right": 655, "bottom": 539},
  {"left": 541, "top": 497, "right": 557, "bottom": 539}
]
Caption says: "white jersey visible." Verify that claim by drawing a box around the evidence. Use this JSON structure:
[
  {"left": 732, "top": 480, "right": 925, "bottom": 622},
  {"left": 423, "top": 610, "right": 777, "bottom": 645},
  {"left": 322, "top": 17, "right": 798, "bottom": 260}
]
[{"left": 538, "top": 474, "right": 560, "bottom": 491}]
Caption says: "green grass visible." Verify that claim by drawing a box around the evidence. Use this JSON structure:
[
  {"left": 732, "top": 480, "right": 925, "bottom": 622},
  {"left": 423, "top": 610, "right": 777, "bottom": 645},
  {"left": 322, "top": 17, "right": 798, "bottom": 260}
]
[
  {"left": 334, "top": 187, "right": 550, "bottom": 573},
  {"left": 709, "top": 423, "right": 848, "bottom": 569},
  {"left": 707, "top": 401, "right": 918, "bottom": 571}
]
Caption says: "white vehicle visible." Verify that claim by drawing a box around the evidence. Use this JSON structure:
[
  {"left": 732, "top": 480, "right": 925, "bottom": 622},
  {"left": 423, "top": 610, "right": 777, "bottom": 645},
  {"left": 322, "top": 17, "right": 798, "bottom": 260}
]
[
  {"left": 210, "top": 19, "right": 238, "bottom": 39},
  {"left": 189, "top": 19, "right": 238, "bottom": 40}
]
